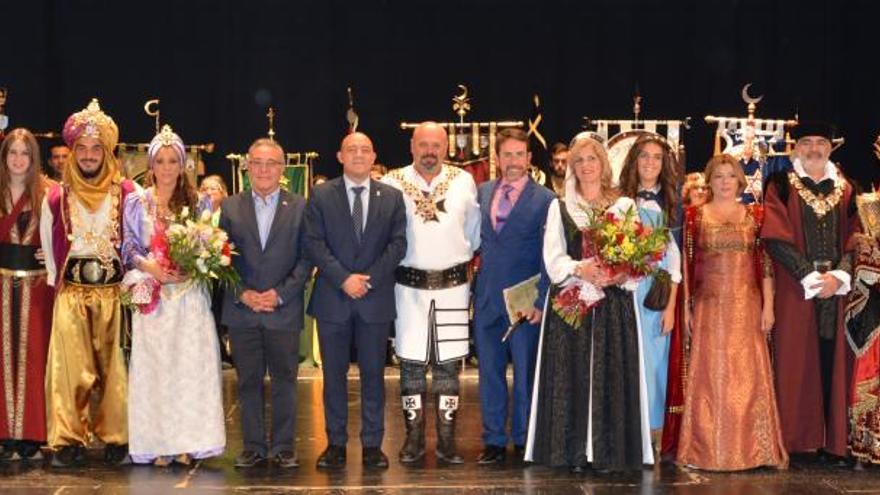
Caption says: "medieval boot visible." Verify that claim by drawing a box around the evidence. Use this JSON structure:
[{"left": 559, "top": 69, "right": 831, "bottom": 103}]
[
  {"left": 398, "top": 393, "right": 425, "bottom": 463},
  {"left": 435, "top": 394, "right": 464, "bottom": 464}
]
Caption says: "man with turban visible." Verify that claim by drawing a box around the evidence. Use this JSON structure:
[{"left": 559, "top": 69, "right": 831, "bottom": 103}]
[{"left": 39, "top": 98, "right": 138, "bottom": 467}]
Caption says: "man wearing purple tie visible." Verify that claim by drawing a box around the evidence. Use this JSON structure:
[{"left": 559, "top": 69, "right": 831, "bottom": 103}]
[{"left": 473, "top": 129, "right": 554, "bottom": 463}]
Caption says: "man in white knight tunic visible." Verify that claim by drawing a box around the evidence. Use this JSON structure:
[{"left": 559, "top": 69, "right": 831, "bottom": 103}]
[
  {"left": 40, "top": 99, "right": 137, "bottom": 467},
  {"left": 381, "top": 122, "right": 480, "bottom": 464}
]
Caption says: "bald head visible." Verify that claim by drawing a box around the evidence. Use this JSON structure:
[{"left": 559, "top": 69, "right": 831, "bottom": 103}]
[
  {"left": 411, "top": 121, "right": 448, "bottom": 177},
  {"left": 337, "top": 131, "right": 376, "bottom": 182}
]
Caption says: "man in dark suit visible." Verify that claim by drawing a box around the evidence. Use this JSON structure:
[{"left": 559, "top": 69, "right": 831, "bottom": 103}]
[
  {"left": 220, "top": 138, "right": 312, "bottom": 469},
  {"left": 474, "top": 128, "right": 554, "bottom": 464},
  {"left": 305, "top": 132, "right": 407, "bottom": 469}
]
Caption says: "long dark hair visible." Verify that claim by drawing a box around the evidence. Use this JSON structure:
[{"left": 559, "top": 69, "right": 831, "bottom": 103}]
[
  {"left": 145, "top": 168, "right": 199, "bottom": 216},
  {"left": 618, "top": 135, "right": 680, "bottom": 224}
]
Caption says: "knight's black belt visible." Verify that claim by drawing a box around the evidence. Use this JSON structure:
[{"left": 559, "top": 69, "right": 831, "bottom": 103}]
[
  {"left": 395, "top": 262, "right": 469, "bottom": 290},
  {"left": 0, "top": 244, "right": 42, "bottom": 272},
  {"left": 64, "top": 257, "right": 123, "bottom": 286}
]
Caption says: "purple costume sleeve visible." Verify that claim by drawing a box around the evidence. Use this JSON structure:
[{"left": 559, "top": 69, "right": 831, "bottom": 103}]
[{"left": 121, "top": 191, "right": 148, "bottom": 270}]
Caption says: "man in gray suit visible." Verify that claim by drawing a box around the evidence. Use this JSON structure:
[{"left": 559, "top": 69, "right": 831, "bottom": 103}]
[{"left": 220, "top": 138, "right": 312, "bottom": 469}]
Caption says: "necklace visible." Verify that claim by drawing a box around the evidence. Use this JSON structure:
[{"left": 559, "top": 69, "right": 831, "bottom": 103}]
[
  {"left": 388, "top": 165, "right": 461, "bottom": 222},
  {"left": 788, "top": 172, "right": 845, "bottom": 218},
  {"left": 66, "top": 183, "right": 121, "bottom": 270}
]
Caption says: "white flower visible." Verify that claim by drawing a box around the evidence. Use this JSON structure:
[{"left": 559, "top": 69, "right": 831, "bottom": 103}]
[
  {"left": 167, "top": 224, "right": 186, "bottom": 237},
  {"left": 200, "top": 209, "right": 212, "bottom": 222},
  {"left": 180, "top": 206, "right": 190, "bottom": 219},
  {"left": 196, "top": 258, "right": 208, "bottom": 273},
  {"left": 220, "top": 255, "right": 231, "bottom": 266}
]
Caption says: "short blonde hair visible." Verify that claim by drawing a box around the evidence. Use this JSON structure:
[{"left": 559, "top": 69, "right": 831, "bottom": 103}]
[
  {"left": 568, "top": 134, "right": 613, "bottom": 193},
  {"left": 703, "top": 154, "right": 747, "bottom": 198}
]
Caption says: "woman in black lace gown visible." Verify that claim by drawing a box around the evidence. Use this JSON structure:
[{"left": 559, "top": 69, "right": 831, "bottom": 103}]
[{"left": 524, "top": 134, "right": 652, "bottom": 472}]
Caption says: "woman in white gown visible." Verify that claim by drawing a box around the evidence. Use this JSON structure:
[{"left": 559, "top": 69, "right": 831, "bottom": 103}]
[{"left": 121, "top": 125, "right": 225, "bottom": 466}]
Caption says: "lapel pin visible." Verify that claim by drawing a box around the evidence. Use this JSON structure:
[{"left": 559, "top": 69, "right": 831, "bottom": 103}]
[{"left": 282, "top": 200, "right": 288, "bottom": 206}]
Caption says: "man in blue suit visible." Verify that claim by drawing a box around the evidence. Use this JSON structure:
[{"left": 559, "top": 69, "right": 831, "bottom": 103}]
[
  {"left": 305, "top": 132, "right": 407, "bottom": 469},
  {"left": 474, "top": 128, "right": 554, "bottom": 464}
]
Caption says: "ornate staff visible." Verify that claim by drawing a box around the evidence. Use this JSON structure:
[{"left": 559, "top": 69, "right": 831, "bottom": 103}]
[
  {"left": 704, "top": 83, "right": 799, "bottom": 158},
  {"left": 583, "top": 93, "right": 690, "bottom": 182},
  {"left": 400, "top": 85, "right": 523, "bottom": 181},
  {"left": 144, "top": 99, "right": 160, "bottom": 133}
]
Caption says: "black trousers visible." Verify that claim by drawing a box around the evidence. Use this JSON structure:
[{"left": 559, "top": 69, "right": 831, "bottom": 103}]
[
  {"left": 229, "top": 325, "right": 300, "bottom": 457},
  {"left": 317, "top": 315, "right": 391, "bottom": 448}
]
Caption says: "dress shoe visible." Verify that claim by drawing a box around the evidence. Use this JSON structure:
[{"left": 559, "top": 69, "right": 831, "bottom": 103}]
[
  {"left": 51, "top": 445, "right": 84, "bottom": 467},
  {"left": 234, "top": 450, "right": 267, "bottom": 468},
  {"left": 818, "top": 450, "right": 851, "bottom": 468},
  {"left": 18, "top": 441, "right": 42, "bottom": 460},
  {"left": 274, "top": 450, "right": 299, "bottom": 468},
  {"left": 362, "top": 447, "right": 389, "bottom": 469},
  {"left": 316, "top": 445, "right": 346, "bottom": 469},
  {"left": 570, "top": 464, "right": 588, "bottom": 474},
  {"left": 104, "top": 443, "right": 130, "bottom": 465},
  {"left": 476, "top": 445, "right": 506, "bottom": 464}
]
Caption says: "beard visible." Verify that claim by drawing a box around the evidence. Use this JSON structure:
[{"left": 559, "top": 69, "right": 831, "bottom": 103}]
[
  {"left": 78, "top": 160, "right": 103, "bottom": 179},
  {"left": 800, "top": 151, "right": 828, "bottom": 169},
  {"left": 418, "top": 155, "right": 439, "bottom": 171}
]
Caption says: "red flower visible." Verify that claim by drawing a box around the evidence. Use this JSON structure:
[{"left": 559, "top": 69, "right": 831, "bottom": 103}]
[{"left": 222, "top": 242, "right": 231, "bottom": 257}]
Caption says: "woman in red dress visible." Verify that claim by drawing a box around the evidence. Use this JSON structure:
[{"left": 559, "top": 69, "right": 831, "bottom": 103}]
[
  {"left": 0, "top": 128, "right": 54, "bottom": 461},
  {"left": 674, "top": 154, "right": 787, "bottom": 471}
]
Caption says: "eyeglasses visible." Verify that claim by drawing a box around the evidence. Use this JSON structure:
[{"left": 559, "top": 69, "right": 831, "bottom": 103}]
[{"left": 247, "top": 160, "right": 283, "bottom": 170}]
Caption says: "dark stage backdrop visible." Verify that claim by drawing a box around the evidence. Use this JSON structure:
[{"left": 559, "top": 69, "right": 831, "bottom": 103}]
[{"left": 2, "top": 0, "right": 879, "bottom": 187}]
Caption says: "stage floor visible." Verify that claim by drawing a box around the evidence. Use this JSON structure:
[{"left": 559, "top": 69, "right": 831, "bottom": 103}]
[{"left": 1, "top": 366, "right": 878, "bottom": 494}]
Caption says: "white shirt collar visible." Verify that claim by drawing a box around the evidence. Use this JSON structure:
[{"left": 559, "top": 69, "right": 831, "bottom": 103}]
[
  {"left": 343, "top": 174, "right": 370, "bottom": 191},
  {"left": 792, "top": 158, "right": 841, "bottom": 184}
]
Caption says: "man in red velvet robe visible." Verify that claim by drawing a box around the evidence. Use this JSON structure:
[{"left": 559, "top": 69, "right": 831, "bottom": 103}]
[{"left": 761, "top": 121, "right": 858, "bottom": 461}]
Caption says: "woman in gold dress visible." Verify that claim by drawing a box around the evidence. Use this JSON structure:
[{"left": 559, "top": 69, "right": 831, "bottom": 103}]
[{"left": 676, "top": 154, "right": 788, "bottom": 471}]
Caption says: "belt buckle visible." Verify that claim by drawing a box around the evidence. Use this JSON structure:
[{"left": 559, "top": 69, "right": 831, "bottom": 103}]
[
  {"left": 82, "top": 260, "right": 105, "bottom": 284},
  {"left": 425, "top": 270, "right": 443, "bottom": 290}
]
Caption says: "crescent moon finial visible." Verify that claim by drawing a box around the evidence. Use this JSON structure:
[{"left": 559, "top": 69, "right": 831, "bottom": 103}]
[
  {"left": 144, "top": 99, "right": 160, "bottom": 133},
  {"left": 741, "top": 83, "right": 763, "bottom": 105}
]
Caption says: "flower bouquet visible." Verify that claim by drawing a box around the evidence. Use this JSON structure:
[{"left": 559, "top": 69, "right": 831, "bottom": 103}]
[
  {"left": 551, "top": 205, "right": 669, "bottom": 328},
  {"left": 164, "top": 206, "right": 240, "bottom": 290},
  {"left": 121, "top": 207, "right": 239, "bottom": 314}
]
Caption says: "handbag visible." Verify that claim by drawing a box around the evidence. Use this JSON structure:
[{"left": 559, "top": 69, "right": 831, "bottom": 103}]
[{"left": 643, "top": 269, "right": 671, "bottom": 311}]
